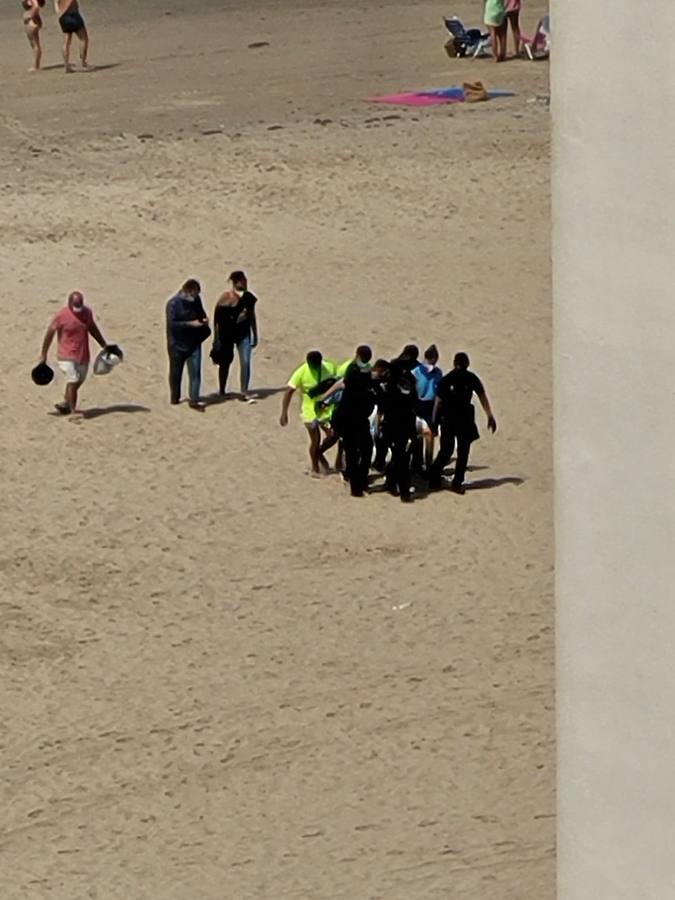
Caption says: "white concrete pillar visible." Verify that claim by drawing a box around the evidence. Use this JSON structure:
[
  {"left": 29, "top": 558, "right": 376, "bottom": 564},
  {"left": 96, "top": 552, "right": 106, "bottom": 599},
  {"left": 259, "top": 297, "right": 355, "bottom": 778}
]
[{"left": 553, "top": 2, "right": 675, "bottom": 897}]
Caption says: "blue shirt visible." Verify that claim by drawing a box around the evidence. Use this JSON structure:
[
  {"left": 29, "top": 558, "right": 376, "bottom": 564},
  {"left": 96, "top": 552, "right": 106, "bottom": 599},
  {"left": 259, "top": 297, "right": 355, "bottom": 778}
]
[{"left": 414, "top": 363, "right": 443, "bottom": 402}]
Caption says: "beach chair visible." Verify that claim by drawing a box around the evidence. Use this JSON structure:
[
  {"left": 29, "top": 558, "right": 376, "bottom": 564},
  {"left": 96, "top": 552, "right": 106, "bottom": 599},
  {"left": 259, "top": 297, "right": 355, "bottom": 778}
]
[
  {"left": 443, "top": 16, "right": 491, "bottom": 59},
  {"left": 522, "top": 14, "right": 551, "bottom": 60}
]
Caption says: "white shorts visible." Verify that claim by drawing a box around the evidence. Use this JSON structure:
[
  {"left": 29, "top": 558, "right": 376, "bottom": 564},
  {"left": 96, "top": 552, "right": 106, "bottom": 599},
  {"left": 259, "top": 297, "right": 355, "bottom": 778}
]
[{"left": 58, "top": 361, "right": 89, "bottom": 384}]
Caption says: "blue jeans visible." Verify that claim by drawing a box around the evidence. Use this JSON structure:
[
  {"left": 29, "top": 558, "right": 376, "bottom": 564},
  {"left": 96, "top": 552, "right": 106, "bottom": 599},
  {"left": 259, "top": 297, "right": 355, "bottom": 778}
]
[
  {"left": 218, "top": 335, "right": 253, "bottom": 394},
  {"left": 237, "top": 336, "right": 252, "bottom": 392},
  {"left": 169, "top": 345, "right": 202, "bottom": 404}
]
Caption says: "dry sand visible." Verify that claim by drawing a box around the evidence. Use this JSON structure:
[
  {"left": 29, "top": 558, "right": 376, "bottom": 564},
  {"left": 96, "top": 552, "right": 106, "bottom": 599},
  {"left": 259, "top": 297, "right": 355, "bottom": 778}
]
[{"left": 0, "top": 1, "right": 553, "bottom": 897}]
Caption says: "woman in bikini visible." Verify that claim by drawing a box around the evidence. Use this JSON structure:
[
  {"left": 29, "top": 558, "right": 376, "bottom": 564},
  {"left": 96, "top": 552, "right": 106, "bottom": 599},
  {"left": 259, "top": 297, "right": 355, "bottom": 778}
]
[
  {"left": 22, "top": 0, "right": 45, "bottom": 72},
  {"left": 54, "top": 0, "right": 89, "bottom": 72}
]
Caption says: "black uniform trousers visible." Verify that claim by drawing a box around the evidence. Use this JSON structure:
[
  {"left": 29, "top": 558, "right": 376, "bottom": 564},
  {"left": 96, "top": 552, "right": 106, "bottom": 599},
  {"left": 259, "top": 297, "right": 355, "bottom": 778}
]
[
  {"left": 429, "top": 410, "right": 479, "bottom": 488},
  {"left": 342, "top": 423, "right": 373, "bottom": 496}
]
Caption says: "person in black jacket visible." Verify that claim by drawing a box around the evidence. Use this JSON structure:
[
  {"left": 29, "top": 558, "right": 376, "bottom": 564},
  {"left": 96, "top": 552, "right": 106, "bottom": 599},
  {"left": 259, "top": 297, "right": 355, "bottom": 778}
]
[
  {"left": 428, "top": 352, "right": 497, "bottom": 493},
  {"left": 166, "top": 279, "right": 210, "bottom": 411},
  {"left": 331, "top": 364, "right": 377, "bottom": 497},
  {"left": 379, "top": 358, "right": 418, "bottom": 502}
]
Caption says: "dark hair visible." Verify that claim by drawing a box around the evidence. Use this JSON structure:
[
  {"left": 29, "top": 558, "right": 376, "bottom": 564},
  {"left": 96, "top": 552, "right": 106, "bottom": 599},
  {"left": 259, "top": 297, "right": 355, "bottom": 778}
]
[
  {"left": 372, "top": 358, "right": 390, "bottom": 372},
  {"left": 424, "top": 344, "right": 439, "bottom": 362},
  {"left": 454, "top": 352, "right": 470, "bottom": 369},
  {"left": 400, "top": 344, "right": 419, "bottom": 362},
  {"left": 182, "top": 279, "right": 201, "bottom": 294},
  {"left": 306, "top": 350, "right": 323, "bottom": 368},
  {"left": 229, "top": 271, "right": 247, "bottom": 284},
  {"left": 355, "top": 344, "right": 372, "bottom": 363}
]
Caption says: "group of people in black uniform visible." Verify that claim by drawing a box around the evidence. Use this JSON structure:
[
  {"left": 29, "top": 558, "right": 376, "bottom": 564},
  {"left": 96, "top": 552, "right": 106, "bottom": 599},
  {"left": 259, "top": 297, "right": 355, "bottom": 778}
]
[{"left": 281, "top": 343, "right": 497, "bottom": 503}]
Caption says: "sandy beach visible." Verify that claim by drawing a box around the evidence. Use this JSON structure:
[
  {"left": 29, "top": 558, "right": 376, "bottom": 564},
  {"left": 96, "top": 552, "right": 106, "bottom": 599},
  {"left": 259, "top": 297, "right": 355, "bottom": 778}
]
[{"left": 0, "top": 1, "right": 553, "bottom": 897}]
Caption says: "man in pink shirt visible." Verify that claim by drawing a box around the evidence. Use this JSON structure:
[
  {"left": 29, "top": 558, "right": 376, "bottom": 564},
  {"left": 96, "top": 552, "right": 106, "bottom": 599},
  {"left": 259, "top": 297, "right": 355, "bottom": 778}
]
[{"left": 38, "top": 290, "right": 108, "bottom": 414}]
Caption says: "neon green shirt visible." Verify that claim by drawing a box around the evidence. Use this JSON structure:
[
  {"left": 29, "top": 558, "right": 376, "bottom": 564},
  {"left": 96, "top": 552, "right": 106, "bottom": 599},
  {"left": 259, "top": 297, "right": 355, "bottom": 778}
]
[{"left": 288, "top": 359, "right": 337, "bottom": 422}]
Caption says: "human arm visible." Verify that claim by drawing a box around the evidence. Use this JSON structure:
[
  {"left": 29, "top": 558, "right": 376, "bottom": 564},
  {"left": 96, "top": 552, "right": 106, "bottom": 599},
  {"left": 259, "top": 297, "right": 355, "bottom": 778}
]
[
  {"left": 167, "top": 298, "right": 204, "bottom": 337},
  {"left": 89, "top": 318, "right": 107, "bottom": 349},
  {"left": 194, "top": 296, "right": 209, "bottom": 324},
  {"left": 39, "top": 323, "right": 56, "bottom": 363},
  {"left": 250, "top": 309, "right": 258, "bottom": 349},
  {"left": 279, "top": 386, "right": 295, "bottom": 427},
  {"left": 431, "top": 395, "right": 443, "bottom": 428},
  {"left": 319, "top": 378, "right": 345, "bottom": 403},
  {"left": 477, "top": 390, "right": 497, "bottom": 433}
]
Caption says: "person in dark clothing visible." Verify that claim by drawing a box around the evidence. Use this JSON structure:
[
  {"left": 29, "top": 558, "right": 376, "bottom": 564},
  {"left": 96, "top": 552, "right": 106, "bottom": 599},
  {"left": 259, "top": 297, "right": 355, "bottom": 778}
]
[
  {"left": 379, "top": 358, "right": 418, "bottom": 502},
  {"left": 371, "top": 358, "right": 392, "bottom": 473},
  {"left": 396, "top": 344, "right": 427, "bottom": 474},
  {"left": 331, "top": 364, "right": 376, "bottom": 497},
  {"left": 428, "top": 352, "right": 497, "bottom": 494},
  {"left": 316, "top": 345, "right": 373, "bottom": 475},
  {"left": 166, "top": 279, "right": 210, "bottom": 411},
  {"left": 210, "top": 270, "right": 259, "bottom": 401},
  {"left": 398, "top": 344, "right": 420, "bottom": 367}
]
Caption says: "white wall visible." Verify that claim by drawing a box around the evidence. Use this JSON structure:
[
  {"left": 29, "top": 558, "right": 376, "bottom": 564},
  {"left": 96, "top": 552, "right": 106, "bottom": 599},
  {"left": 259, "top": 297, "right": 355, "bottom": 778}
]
[{"left": 553, "top": 2, "right": 675, "bottom": 897}]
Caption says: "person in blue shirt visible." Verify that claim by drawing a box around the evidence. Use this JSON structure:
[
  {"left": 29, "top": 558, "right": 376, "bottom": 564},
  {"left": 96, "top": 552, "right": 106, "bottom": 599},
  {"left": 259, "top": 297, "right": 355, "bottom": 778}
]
[
  {"left": 414, "top": 345, "right": 443, "bottom": 471},
  {"left": 165, "top": 279, "right": 211, "bottom": 411},
  {"left": 414, "top": 345, "right": 443, "bottom": 424}
]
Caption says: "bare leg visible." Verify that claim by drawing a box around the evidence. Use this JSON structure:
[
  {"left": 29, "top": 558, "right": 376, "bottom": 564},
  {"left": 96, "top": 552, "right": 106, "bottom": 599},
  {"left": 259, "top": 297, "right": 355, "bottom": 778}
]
[
  {"left": 507, "top": 11, "right": 521, "bottom": 56},
  {"left": 424, "top": 430, "right": 435, "bottom": 470},
  {"left": 318, "top": 426, "right": 338, "bottom": 472},
  {"left": 63, "top": 33, "right": 74, "bottom": 72},
  {"left": 65, "top": 382, "right": 80, "bottom": 412},
  {"left": 489, "top": 26, "right": 499, "bottom": 62},
  {"left": 498, "top": 21, "right": 508, "bottom": 61},
  {"left": 33, "top": 34, "right": 42, "bottom": 71},
  {"left": 77, "top": 27, "right": 89, "bottom": 68},
  {"left": 305, "top": 424, "right": 322, "bottom": 475},
  {"left": 26, "top": 27, "right": 42, "bottom": 71}
]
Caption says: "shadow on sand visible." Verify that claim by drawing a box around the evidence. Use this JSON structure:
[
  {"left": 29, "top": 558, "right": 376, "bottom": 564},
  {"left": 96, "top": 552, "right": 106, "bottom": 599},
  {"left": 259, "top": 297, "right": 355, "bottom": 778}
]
[
  {"left": 77, "top": 404, "right": 151, "bottom": 420},
  {"left": 464, "top": 476, "right": 525, "bottom": 491},
  {"left": 40, "top": 63, "right": 122, "bottom": 73},
  {"left": 203, "top": 387, "right": 285, "bottom": 407}
]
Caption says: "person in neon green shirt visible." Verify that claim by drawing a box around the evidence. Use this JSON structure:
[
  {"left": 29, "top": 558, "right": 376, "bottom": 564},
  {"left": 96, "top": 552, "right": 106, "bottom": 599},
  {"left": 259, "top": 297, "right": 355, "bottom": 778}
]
[{"left": 280, "top": 350, "right": 338, "bottom": 475}]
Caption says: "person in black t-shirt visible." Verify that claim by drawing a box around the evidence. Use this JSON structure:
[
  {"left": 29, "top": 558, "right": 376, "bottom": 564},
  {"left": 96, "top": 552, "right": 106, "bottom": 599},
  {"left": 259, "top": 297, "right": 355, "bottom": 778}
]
[
  {"left": 210, "top": 270, "right": 259, "bottom": 402},
  {"left": 379, "top": 358, "right": 419, "bottom": 502},
  {"left": 331, "top": 365, "right": 377, "bottom": 497},
  {"left": 428, "top": 352, "right": 497, "bottom": 494}
]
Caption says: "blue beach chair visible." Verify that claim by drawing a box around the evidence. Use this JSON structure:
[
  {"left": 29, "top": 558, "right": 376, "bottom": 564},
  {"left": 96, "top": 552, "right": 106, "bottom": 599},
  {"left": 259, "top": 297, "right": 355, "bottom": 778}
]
[{"left": 443, "top": 16, "right": 491, "bottom": 58}]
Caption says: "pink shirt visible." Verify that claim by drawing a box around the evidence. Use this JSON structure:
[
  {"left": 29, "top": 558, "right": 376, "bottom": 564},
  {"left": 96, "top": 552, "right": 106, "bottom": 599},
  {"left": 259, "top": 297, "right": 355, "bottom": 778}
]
[
  {"left": 505, "top": 0, "right": 521, "bottom": 10},
  {"left": 52, "top": 305, "right": 94, "bottom": 364}
]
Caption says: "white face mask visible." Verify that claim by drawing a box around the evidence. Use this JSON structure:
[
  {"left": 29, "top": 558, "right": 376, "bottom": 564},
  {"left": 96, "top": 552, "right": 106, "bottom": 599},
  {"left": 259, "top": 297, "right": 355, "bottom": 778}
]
[
  {"left": 71, "top": 304, "right": 84, "bottom": 313},
  {"left": 356, "top": 359, "right": 370, "bottom": 370}
]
